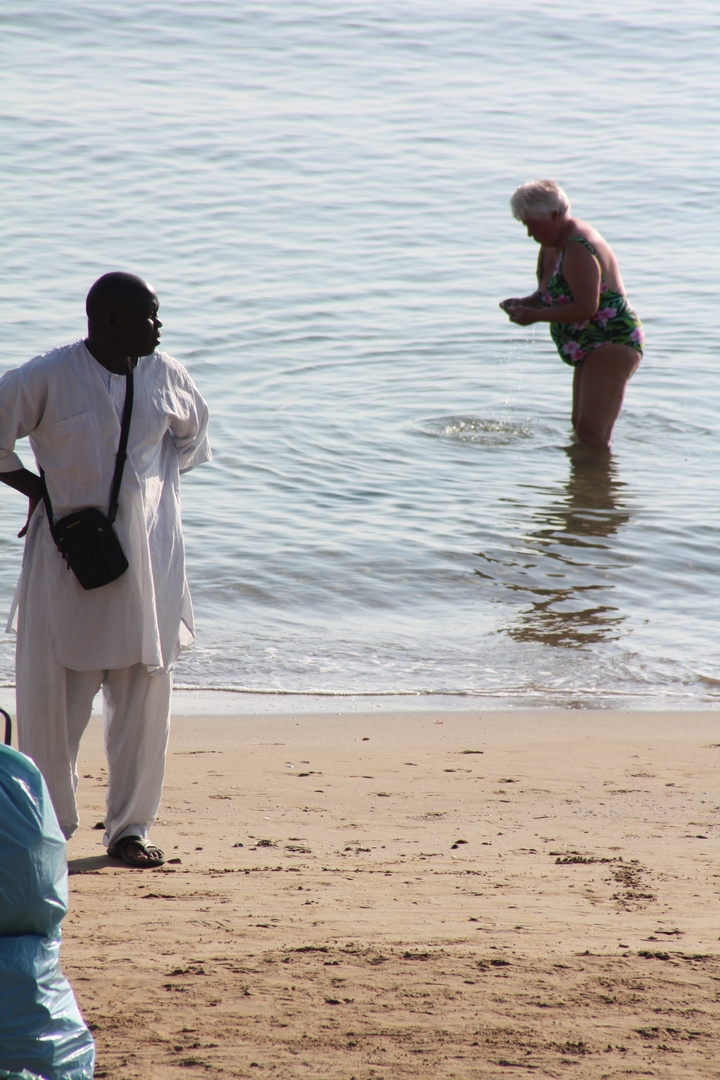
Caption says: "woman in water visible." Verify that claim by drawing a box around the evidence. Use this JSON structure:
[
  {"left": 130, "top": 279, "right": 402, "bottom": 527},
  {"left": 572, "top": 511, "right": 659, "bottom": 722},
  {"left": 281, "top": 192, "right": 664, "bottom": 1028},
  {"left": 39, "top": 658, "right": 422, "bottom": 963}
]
[{"left": 500, "top": 179, "right": 643, "bottom": 449}]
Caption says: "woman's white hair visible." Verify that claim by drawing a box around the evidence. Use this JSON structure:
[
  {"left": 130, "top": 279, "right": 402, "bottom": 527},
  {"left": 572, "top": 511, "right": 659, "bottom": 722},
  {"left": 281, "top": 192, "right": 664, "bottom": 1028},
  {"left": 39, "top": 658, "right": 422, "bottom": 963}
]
[{"left": 510, "top": 179, "right": 571, "bottom": 221}]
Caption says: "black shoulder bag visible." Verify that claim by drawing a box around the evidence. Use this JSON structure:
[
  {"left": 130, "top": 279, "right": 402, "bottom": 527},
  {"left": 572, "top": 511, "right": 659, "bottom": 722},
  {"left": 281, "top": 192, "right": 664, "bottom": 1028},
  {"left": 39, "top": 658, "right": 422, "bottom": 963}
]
[{"left": 41, "top": 366, "right": 134, "bottom": 590}]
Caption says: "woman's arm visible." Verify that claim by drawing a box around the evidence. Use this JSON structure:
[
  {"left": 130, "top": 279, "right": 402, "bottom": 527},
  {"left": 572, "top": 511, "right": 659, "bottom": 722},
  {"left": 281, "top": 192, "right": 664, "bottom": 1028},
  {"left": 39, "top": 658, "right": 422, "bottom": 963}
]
[{"left": 506, "top": 241, "right": 601, "bottom": 326}]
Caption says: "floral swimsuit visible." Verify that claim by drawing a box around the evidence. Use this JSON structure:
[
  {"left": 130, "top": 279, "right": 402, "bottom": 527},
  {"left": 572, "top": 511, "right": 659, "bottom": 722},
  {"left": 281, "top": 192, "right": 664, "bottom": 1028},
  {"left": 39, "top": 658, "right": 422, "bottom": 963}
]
[{"left": 539, "top": 237, "right": 644, "bottom": 367}]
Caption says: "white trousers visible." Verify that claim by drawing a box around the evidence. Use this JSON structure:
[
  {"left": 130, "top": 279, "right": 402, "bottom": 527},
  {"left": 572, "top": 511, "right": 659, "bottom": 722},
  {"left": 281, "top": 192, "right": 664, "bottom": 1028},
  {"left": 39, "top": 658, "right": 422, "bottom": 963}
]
[{"left": 16, "top": 628, "right": 172, "bottom": 848}]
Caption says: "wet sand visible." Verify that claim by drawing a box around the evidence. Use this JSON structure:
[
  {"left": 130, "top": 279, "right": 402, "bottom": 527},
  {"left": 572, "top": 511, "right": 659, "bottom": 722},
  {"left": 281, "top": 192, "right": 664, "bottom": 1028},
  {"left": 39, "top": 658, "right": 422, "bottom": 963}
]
[{"left": 63, "top": 707, "right": 720, "bottom": 1079}]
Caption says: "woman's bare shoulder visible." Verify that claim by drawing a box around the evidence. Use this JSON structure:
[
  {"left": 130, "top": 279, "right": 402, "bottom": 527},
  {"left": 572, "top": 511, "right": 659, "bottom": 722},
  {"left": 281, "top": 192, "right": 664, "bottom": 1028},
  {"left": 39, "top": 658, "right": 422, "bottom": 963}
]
[
  {"left": 567, "top": 219, "right": 625, "bottom": 288},
  {"left": 570, "top": 218, "right": 612, "bottom": 253}
]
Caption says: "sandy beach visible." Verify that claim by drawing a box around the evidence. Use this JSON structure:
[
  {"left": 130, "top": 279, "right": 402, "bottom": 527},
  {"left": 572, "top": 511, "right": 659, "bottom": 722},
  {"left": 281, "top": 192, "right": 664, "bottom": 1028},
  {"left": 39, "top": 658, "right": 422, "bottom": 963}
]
[{"left": 56, "top": 705, "right": 720, "bottom": 1079}]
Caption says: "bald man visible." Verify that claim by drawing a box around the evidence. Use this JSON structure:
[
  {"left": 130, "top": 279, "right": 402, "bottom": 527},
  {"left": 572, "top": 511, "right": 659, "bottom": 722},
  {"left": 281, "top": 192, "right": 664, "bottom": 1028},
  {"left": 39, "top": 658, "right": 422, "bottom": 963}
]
[{"left": 0, "top": 273, "right": 211, "bottom": 867}]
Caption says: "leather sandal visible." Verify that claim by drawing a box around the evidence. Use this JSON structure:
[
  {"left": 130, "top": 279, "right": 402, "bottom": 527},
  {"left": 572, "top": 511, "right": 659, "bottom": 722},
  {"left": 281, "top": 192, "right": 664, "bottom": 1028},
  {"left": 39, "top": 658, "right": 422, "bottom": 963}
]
[{"left": 107, "top": 835, "right": 165, "bottom": 868}]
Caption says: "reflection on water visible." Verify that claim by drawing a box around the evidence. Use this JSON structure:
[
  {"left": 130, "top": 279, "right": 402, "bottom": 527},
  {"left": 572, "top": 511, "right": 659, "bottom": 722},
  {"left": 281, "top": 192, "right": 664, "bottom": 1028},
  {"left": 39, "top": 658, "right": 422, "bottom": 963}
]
[{"left": 476, "top": 444, "right": 633, "bottom": 648}]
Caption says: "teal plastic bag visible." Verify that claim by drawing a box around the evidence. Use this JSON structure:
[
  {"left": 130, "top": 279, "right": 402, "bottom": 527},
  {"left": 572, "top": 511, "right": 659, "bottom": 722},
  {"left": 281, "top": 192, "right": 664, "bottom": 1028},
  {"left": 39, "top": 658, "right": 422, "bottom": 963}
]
[
  {"left": 0, "top": 745, "right": 95, "bottom": 1080},
  {"left": 0, "top": 744, "right": 67, "bottom": 938},
  {"left": 0, "top": 936, "right": 95, "bottom": 1080}
]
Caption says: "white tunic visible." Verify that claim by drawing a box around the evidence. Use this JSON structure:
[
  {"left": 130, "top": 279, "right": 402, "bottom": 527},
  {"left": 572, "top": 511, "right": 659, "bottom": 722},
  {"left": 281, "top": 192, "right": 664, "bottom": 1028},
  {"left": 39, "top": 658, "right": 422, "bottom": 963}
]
[{"left": 0, "top": 340, "right": 211, "bottom": 673}]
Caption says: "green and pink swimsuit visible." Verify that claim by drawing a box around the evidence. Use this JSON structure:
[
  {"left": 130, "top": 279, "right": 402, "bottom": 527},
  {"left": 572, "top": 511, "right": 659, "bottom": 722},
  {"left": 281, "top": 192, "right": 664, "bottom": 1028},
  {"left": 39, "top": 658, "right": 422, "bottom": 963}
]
[{"left": 539, "top": 237, "right": 644, "bottom": 367}]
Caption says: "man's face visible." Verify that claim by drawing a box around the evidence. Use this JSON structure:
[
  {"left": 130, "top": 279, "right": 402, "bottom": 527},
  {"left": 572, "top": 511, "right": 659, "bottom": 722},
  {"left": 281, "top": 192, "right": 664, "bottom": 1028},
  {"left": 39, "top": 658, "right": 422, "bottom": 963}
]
[{"left": 114, "top": 287, "right": 163, "bottom": 358}]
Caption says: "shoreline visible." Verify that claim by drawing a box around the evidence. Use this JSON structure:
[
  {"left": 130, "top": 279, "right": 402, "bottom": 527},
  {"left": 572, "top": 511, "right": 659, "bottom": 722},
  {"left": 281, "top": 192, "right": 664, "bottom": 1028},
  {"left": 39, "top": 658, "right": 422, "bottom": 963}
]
[
  {"left": 2, "top": 685, "right": 718, "bottom": 717},
  {"left": 55, "top": 707, "right": 720, "bottom": 1078}
]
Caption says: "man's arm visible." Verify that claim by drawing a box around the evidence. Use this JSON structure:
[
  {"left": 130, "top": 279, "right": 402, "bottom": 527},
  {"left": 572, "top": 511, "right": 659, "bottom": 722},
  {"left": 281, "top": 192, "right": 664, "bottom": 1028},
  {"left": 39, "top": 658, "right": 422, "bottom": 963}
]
[
  {"left": 0, "top": 468, "right": 44, "bottom": 538},
  {"left": 0, "top": 468, "right": 43, "bottom": 501},
  {"left": 167, "top": 366, "right": 212, "bottom": 473},
  {"left": 0, "top": 357, "right": 49, "bottom": 536}
]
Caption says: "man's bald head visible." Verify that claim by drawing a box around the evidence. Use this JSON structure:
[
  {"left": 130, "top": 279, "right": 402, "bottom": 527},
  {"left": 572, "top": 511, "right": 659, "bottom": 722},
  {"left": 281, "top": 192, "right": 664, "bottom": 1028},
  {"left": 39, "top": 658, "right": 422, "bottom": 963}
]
[{"left": 86, "top": 272, "right": 155, "bottom": 324}]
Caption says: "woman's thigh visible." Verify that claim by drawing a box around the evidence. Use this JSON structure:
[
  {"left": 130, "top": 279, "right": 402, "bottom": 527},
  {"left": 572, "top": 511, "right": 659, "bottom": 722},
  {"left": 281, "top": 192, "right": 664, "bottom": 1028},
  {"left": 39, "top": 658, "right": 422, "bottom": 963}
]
[{"left": 574, "top": 344, "right": 640, "bottom": 448}]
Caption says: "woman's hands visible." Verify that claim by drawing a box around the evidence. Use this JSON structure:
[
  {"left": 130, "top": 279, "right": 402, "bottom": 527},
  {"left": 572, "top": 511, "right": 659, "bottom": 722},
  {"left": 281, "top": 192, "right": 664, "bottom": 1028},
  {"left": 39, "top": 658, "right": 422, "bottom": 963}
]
[
  {"left": 500, "top": 299, "right": 540, "bottom": 326},
  {"left": 499, "top": 296, "right": 543, "bottom": 326}
]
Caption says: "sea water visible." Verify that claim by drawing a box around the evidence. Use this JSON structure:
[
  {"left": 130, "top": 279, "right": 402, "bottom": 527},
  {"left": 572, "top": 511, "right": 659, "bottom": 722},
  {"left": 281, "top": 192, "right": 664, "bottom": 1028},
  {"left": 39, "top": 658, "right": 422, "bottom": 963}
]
[{"left": 0, "top": 0, "right": 718, "bottom": 707}]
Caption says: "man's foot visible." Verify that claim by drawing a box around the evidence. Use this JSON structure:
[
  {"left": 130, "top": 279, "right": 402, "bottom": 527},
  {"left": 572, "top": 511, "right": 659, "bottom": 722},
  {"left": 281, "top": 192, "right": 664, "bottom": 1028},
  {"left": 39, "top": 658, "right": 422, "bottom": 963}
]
[{"left": 107, "top": 835, "right": 165, "bottom": 868}]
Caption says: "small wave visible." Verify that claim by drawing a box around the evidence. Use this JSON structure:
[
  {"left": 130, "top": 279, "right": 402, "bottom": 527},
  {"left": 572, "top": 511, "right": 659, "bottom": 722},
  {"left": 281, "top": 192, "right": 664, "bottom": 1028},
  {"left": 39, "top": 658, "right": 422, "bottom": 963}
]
[
  {"left": 417, "top": 415, "right": 534, "bottom": 446},
  {"left": 172, "top": 684, "right": 710, "bottom": 706}
]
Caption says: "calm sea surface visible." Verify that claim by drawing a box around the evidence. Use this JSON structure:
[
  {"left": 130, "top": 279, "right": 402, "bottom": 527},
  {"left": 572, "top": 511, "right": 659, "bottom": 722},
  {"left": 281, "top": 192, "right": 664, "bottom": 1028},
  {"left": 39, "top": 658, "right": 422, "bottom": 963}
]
[{"left": 1, "top": 1, "right": 718, "bottom": 707}]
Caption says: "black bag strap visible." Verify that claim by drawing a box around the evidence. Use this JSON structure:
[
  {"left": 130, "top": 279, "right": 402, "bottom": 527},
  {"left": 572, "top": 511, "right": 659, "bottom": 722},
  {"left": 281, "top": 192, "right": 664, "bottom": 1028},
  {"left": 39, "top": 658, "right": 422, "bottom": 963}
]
[
  {"left": 40, "top": 364, "right": 134, "bottom": 533},
  {"left": 1, "top": 707, "right": 11, "bottom": 746},
  {"left": 108, "top": 364, "right": 134, "bottom": 524}
]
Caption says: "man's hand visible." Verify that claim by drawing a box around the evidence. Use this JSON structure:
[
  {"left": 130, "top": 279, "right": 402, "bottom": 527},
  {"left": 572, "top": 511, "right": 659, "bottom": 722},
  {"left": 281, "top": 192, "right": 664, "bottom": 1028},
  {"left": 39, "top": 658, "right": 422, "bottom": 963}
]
[
  {"left": 18, "top": 496, "right": 40, "bottom": 538},
  {"left": 0, "top": 468, "right": 44, "bottom": 538}
]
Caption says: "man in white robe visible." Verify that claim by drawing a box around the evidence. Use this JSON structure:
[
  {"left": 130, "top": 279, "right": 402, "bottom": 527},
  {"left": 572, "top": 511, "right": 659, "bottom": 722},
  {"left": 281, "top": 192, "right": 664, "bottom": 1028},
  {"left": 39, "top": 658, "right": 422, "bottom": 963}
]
[{"left": 0, "top": 272, "right": 211, "bottom": 867}]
